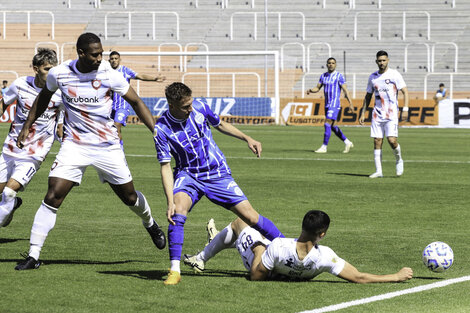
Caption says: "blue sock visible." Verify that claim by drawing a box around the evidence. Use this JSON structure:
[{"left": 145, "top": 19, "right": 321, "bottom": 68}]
[
  {"left": 252, "top": 215, "right": 285, "bottom": 240},
  {"left": 168, "top": 214, "right": 187, "bottom": 261},
  {"left": 323, "top": 123, "right": 332, "bottom": 146},
  {"left": 332, "top": 125, "right": 347, "bottom": 141},
  {"left": 119, "top": 140, "right": 124, "bottom": 151}
]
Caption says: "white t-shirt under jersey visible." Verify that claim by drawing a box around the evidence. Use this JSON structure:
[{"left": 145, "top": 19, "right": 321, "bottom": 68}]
[
  {"left": 366, "top": 68, "right": 406, "bottom": 122},
  {"left": 2, "top": 76, "right": 62, "bottom": 161},
  {"left": 46, "top": 60, "right": 129, "bottom": 147},
  {"left": 262, "top": 237, "right": 346, "bottom": 280}
]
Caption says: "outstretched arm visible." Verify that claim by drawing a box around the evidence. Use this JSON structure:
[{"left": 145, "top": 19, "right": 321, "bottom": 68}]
[
  {"left": 338, "top": 262, "right": 413, "bottom": 284},
  {"left": 306, "top": 83, "right": 323, "bottom": 95},
  {"left": 359, "top": 92, "right": 373, "bottom": 125},
  {"left": 17, "top": 87, "right": 54, "bottom": 148},
  {"left": 135, "top": 73, "right": 166, "bottom": 82},
  {"left": 122, "top": 86, "right": 155, "bottom": 132},
  {"left": 250, "top": 243, "right": 270, "bottom": 281},
  {"left": 214, "top": 121, "right": 262, "bottom": 157}
]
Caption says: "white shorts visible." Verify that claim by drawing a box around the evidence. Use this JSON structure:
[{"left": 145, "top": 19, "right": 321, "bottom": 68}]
[
  {"left": 0, "top": 154, "right": 42, "bottom": 190},
  {"left": 371, "top": 118, "right": 398, "bottom": 138},
  {"left": 49, "top": 140, "right": 132, "bottom": 185},
  {"left": 235, "top": 226, "right": 271, "bottom": 271}
]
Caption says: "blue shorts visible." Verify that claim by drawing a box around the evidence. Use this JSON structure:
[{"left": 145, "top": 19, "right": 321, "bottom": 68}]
[
  {"left": 111, "top": 108, "right": 129, "bottom": 126},
  {"left": 173, "top": 171, "right": 248, "bottom": 210},
  {"left": 325, "top": 106, "right": 340, "bottom": 121}
]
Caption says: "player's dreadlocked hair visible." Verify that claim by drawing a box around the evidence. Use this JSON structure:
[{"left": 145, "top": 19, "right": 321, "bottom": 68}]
[
  {"left": 32, "top": 48, "right": 58, "bottom": 67},
  {"left": 302, "top": 210, "right": 330, "bottom": 237},
  {"left": 76, "top": 32, "right": 101, "bottom": 52},
  {"left": 165, "top": 82, "right": 192, "bottom": 106}
]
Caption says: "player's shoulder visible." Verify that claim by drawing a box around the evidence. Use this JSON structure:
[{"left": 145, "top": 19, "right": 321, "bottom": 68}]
[{"left": 270, "top": 237, "right": 295, "bottom": 249}]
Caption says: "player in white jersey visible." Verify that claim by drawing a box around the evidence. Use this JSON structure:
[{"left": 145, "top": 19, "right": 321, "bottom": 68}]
[
  {"left": 359, "top": 51, "right": 409, "bottom": 178},
  {"left": 13, "top": 33, "right": 166, "bottom": 270},
  {"left": 0, "top": 48, "right": 62, "bottom": 229},
  {"left": 184, "top": 211, "right": 413, "bottom": 283}
]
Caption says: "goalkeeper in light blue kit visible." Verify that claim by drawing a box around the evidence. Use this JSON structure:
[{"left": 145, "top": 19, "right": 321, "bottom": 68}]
[
  {"left": 307, "top": 57, "right": 354, "bottom": 154},
  {"left": 154, "top": 82, "right": 284, "bottom": 285}
]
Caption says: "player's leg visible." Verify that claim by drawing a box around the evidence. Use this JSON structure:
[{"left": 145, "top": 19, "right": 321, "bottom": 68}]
[
  {"left": 330, "top": 120, "right": 354, "bottom": 153},
  {"left": 109, "top": 181, "right": 166, "bottom": 250},
  {"left": 0, "top": 179, "right": 23, "bottom": 227},
  {"left": 369, "top": 119, "right": 384, "bottom": 178},
  {"left": 315, "top": 117, "right": 333, "bottom": 153},
  {"left": 15, "top": 177, "right": 75, "bottom": 270},
  {"left": 385, "top": 121, "right": 403, "bottom": 176}
]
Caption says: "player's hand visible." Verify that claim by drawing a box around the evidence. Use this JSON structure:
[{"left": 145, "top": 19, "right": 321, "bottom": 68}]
[
  {"left": 56, "top": 123, "right": 64, "bottom": 141},
  {"left": 16, "top": 127, "right": 30, "bottom": 149},
  {"left": 401, "top": 110, "right": 409, "bottom": 122},
  {"left": 155, "top": 74, "right": 166, "bottom": 82},
  {"left": 306, "top": 89, "right": 311, "bottom": 95},
  {"left": 359, "top": 113, "right": 365, "bottom": 125},
  {"left": 247, "top": 138, "right": 262, "bottom": 158},
  {"left": 396, "top": 267, "right": 413, "bottom": 282},
  {"left": 347, "top": 105, "right": 354, "bottom": 113},
  {"left": 166, "top": 203, "right": 176, "bottom": 225}
]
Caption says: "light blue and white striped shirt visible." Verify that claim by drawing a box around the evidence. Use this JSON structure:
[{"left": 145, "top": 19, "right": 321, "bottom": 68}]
[
  {"left": 153, "top": 99, "right": 231, "bottom": 179},
  {"left": 112, "top": 65, "right": 137, "bottom": 111},
  {"left": 318, "top": 71, "right": 345, "bottom": 109}
]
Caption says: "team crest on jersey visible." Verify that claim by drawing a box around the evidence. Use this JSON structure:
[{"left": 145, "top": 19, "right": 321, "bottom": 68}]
[
  {"left": 385, "top": 79, "right": 391, "bottom": 84},
  {"left": 91, "top": 79, "right": 102, "bottom": 90}
]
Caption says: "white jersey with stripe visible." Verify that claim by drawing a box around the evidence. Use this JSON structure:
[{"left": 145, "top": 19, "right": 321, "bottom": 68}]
[
  {"left": 262, "top": 237, "right": 346, "bottom": 280},
  {"left": 366, "top": 68, "right": 406, "bottom": 122},
  {"left": 2, "top": 76, "right": 62, "bottom": 161},
  {"left": 46, "top": 60, "right": 129, "bottom": 147}
]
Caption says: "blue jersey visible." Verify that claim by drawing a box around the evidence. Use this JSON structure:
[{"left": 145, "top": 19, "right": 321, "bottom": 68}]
[
  {"left": 154, "top": 99, "right": 231, "bottom": 180},
  {"left": 112, "top": 65, "right": 137, "bottom": 111},
  {"left": 318, "top": 71, "right": 345, "bottom": 109}
]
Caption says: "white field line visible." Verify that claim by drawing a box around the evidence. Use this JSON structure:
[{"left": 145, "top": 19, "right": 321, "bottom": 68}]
[
  {"left": 299, "top": 275, "right": 470, "bottom": 313},
  {"left": 122, "top": 154, "right": 470, "bottom": 164}
]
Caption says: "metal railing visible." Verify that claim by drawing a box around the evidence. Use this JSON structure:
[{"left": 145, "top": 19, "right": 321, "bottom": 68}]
[
  {"left": 184, "top": 43, "right": 209, "bottom": 72},
  {"left": 306, "top": 42, "right": 332, "bottom": 72},
  {"left": 182, "top": 72, "right": 261, "bottom": 97},
  {"left": 157, "top": 42, "right": 182, "bottom": 71},
  {"left": 0, "top": 70, "right": 19, "bottom": 80},
  {"left": 34, "top": 41, "right": 60, "bottom": 63},
  {"left": 431, "top": 42, "right": 458, "bottom": 72},
  {"left": 104, "top": 11, "right": 180, "bottom": 40},
  {"left": 1, "top": 10, "right": 55, "bottom": 40},
  {"left": 280, "top": 42, "right": 305, "bottom": 72},
  {"left": 321, "top": 0, "right": 355, "bottom": 9},
  {"left": 354, "top": 11, "right": 430, "bottom": 41},
  {"left": 230, "top": 11, "right": 305, "bottom": 40},
  {"left": 221, "top": 0, "right": 255, "bottom": 8},
  {"left": 423, "top": 72, "right": 470, "bottom": 99},
  {"left": 404, "top": 43, "right": 430, "bottom": 73}
]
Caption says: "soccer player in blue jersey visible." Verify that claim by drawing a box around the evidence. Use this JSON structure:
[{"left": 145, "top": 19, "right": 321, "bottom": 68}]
[
  {"left": 154, "top": 82, "right": 285, "bottom": 285},
  {"left": 109, "top": 51, "right": 165, "bottom": 147},
  {"left": 307, "top": 58, "right": 354, "bottom": 153}
]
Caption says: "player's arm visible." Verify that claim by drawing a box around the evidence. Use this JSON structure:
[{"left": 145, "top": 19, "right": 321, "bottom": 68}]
[
  {"left": 341, "top": 84, "right": 354, "bottom": 112},
  {"left": 0, "top": 98, "right": 6, "bottom": 116},
  {"left": 400, "top": 86, "right": 409, "bottom": 122},
  {"left": 160, "top": 162, "right": 176, "bottom": 225},
  {"left": 359, "top": 92, "right": 373, "bottom": 125},
  {"left": 135, "top": 73, "right": 166, "bottom": 82},
  {"left": 214, "top": 120, "right": 262, "bottom": 157},
  {"left": 306, "top": 83, "right": 323, "bottom": 95},
  {"left": 122, "top": 86, "right": 155, "bottom": 132},
  {"left": 250, "top": 243, "right": 270, "bottom": 281},
  {"left": 17, "top": 87, "right": 55, "bottom": 148},
  {"left": 337, "top": 262, "right": 413, "bottom": 284}
]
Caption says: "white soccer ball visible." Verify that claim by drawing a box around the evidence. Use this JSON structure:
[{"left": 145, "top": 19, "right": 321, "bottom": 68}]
[{"left": 422, "top": 242, "right": 454, "bottom": 273}]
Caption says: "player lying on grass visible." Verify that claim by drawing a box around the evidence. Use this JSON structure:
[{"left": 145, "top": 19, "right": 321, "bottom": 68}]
[{"left": 184, "top": 210, "right": 413, "bottom": 283}]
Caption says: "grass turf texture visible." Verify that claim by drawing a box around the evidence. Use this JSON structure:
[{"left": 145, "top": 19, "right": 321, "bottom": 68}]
[{"left": 0, "top": 124, "right": 469, "bottom": 313}]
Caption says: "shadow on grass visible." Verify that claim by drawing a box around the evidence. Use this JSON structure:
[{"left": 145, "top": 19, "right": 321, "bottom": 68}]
[
  {"left": 327, "top": 172, "right": 371, "bottom": 177},
  {"left": 413, "top": 276, "right": 444, "bottom": 280},
  {"left": 0, "top": 238, "right": 27, "bottom": 244},
  {"left": 0, "top": 258, "right": 152, "bottom": 266},
  {"left": 98, "top": 269, "right": 248, "bottom": 281}
]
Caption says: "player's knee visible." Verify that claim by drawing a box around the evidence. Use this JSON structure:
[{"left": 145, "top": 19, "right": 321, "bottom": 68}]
[
  {"left": 122, "top": 191, "right": 138, "bottom": 206},
  {"left": 43, "top": 192, "right": 64, "bottom": 208}
]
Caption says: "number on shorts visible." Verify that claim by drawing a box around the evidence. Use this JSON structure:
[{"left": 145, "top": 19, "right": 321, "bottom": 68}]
[
  {"left": 241, "top": 235, "right": 253, "bottom": 251},
  {"left": 25, "top": 167, "right": 36, "bottom": 179},
  {"left": 174, "top": 177, "right": 186, "bottom": 189}
]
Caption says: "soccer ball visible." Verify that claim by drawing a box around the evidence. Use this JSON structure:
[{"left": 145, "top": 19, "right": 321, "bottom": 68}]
[{"left": 422, "top": 242, "right": 454, "bottom": 273}]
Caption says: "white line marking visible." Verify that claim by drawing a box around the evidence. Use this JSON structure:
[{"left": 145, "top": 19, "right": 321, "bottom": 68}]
[
  {"left": 299, "top": 275, "right": 470, "bottom": 313},
  {"left": 122, "top": 154, "right": 470, "bottom": 164}
]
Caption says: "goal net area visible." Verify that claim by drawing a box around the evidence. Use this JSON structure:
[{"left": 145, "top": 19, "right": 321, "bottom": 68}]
[{"left": 103, "top": 50, "right": 283, "bottom": 125}]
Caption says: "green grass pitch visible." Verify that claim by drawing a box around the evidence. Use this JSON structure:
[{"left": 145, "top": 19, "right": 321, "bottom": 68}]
[{"left": 0, "top": 123, "right": 469, "bottom": 313}]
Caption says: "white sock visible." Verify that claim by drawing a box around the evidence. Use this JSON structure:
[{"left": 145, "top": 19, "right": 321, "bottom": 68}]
[
  {"left": 393, "top": 144, "right": 402, "bottom": 161},
  {"left": 170, "top": 260, "right": 181, "bottom": 273},
  {"left": 374, "top": 149, "right": 382, "bottom": 174},
  {"left": 29, "top": 201, "right": 58, "bottom": 260},
  {"left": 344, "top": 139, "right": 352, "bottom": 145},
  {"left": 199, "top": 224, "right": 235, "bottom": 262},
  {"left": 129, "top": 190, "right": 153, "bottom": 228},
  {"left": 0, "top": 187, "right": 17, "bottom": 225}
]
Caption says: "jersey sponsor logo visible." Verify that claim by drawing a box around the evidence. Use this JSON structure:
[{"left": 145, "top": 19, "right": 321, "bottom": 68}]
[
  {"left": 64, "top": 94, "right": 99, "bottom": 104},
  {"left": 91, "top": 79, "right": 102, "bottom": 90}
]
